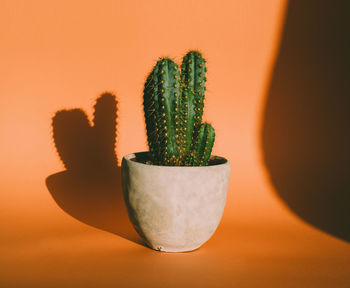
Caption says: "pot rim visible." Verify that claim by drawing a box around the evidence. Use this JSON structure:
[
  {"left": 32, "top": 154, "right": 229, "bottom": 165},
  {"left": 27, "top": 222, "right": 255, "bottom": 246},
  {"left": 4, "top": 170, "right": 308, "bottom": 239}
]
[{"left": 122, "top": 151, "right": 229, "bottom": 169}]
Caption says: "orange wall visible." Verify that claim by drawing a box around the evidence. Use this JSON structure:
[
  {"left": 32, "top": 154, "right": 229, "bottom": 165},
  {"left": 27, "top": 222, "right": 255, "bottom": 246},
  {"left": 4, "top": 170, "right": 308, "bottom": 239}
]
[
  {"left": 3, "top": 3, "right": 350, "bottom": 287},
  {"left": 0, "top": 0, "right": 287, "bottom": 232}
]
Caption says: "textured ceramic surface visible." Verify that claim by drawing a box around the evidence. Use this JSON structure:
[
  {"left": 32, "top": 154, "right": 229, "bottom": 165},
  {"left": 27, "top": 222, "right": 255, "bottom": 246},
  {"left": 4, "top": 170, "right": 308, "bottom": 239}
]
[{"left": 121, "top": 152, "right": 230, "bottom": 252}]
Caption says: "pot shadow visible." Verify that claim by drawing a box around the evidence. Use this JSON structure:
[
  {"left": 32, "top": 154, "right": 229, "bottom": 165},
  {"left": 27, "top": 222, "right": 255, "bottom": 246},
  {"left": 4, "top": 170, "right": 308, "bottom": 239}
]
[
  {"left": 45, "top": 93, "right": 143, "bottom": 245},
  {"left": 262, "top": 1, "right": 350, "bottom": 242}
]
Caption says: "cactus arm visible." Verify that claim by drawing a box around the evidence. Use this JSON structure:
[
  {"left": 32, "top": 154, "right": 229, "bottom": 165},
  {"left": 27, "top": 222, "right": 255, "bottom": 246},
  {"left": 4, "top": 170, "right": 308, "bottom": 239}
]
[
  {"left": 192, "top": 123, "right": 215, "bottom": 166},
  {"left": 143, "top": 58, "right": 181, "bottom": 165},
  {"left": 158, "top": 59, "right": 181, "bottom": 165},
  {"left": 180, "top": 51, "right": 207, "bottom": 160},
  {"left": 143, "top": 64, "right": 161, "bottom": 163},
  {"left": 200, "top": 124, "right": 215, "bottom": 165}
]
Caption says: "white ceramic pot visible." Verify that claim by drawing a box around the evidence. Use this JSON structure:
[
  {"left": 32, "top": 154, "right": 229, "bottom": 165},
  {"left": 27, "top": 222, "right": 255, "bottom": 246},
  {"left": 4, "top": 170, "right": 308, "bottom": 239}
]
[{"left": 121, "top": 152, "right": 230, "bottom": 252}]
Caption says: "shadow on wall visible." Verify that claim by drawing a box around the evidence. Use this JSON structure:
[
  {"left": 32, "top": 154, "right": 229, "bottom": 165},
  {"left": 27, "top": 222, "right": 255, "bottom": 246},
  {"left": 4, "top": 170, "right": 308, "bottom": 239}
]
[
  {"left": 262, "top": 1, "right": 350, "bottom": 242},
  {"left": 46, "top": 93, "right": 143, "bottom": 245}
]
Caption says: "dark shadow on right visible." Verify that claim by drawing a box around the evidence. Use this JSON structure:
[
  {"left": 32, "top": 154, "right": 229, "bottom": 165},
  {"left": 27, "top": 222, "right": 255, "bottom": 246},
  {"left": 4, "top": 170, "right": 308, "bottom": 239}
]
[{"left": 262, "top": 1, "right": 350, "bottom": 242}]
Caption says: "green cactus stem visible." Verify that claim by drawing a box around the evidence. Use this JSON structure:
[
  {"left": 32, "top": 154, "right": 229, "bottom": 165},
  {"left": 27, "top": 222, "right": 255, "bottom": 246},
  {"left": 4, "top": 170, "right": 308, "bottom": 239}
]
[{"left": 143, "top": 51, "right": 215, "bottom": 166}]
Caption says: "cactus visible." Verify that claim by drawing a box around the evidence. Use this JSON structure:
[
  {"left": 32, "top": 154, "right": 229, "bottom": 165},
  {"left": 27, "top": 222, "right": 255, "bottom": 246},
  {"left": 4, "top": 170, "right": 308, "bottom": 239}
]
[{"left": 143, "top": 51, "right": 215, "bottom": 166}]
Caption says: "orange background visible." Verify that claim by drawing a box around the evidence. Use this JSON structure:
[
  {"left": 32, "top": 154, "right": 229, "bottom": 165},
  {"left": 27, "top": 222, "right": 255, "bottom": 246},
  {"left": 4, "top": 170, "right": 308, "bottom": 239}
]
[{"left": 1, "top": 0, "right": 349, "bottom": 287}]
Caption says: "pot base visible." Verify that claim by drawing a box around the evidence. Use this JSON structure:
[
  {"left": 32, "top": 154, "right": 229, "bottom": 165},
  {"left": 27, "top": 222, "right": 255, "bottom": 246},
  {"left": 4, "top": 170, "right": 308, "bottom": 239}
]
[{"left": 148, "top": 244, "right": 201, "bottom": 253}]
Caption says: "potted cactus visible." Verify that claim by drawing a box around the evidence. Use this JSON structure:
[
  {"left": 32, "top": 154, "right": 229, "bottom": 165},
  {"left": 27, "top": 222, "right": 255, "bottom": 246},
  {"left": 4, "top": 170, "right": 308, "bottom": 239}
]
[{"left": 122, "top": 51, "right": 230, "bottom": 252}]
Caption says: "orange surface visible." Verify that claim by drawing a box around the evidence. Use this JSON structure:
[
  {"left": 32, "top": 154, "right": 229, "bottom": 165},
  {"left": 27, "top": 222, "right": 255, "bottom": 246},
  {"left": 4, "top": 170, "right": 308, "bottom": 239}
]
[{"left": 1, "top": 1, "right": 349, "bottom": 287}]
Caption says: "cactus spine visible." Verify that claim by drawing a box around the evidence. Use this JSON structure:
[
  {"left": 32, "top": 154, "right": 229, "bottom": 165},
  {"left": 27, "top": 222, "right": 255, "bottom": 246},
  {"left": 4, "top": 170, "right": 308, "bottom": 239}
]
[{"left": 143, "top": 51, "right": 215, "bottom": 166}]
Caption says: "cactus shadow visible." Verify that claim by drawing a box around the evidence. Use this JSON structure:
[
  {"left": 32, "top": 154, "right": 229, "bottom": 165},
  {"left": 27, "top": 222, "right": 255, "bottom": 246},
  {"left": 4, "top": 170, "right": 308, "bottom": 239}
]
[
  {"left": 262, "top": 1, "right": 350, "bottom": 242},
  {"left": 45, "top": 93, "right": 144, "bottom": 245}
]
